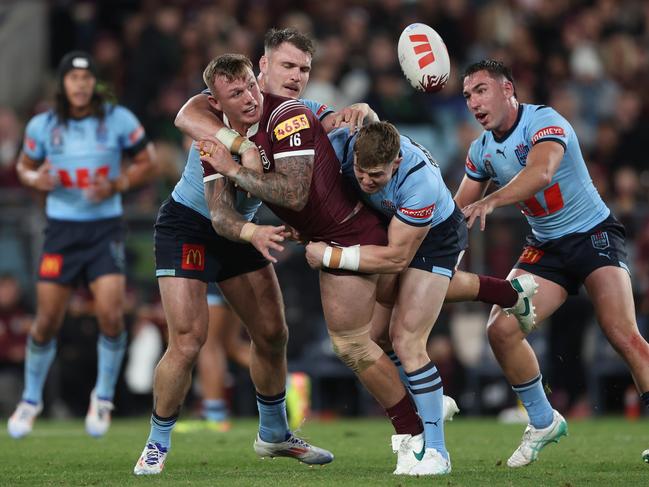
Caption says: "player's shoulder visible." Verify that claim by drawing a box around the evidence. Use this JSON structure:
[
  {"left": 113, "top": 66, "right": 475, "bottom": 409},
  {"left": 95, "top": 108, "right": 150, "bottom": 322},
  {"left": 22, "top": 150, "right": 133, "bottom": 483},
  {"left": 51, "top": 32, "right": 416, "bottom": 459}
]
[
  {"left": 106, "top": 103, "right": 138, "bottom": 120},
  {"left": 264, "top": 92, "right": 312, "bottom": 124},
  {"left": 26, "top": 110, "right": 55, "bottom": 132},
  {"left": 522, "top": 103, "right": 567, "bottom": 125},
  {"left": 468, "top": 131, "right": 491, "bottom": 156}
]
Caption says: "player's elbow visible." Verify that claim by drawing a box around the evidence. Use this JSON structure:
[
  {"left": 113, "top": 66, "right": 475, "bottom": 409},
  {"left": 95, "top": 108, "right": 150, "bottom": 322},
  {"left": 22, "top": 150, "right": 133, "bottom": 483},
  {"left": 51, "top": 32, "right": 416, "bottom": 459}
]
[{"left": 387, "top": 253, "right": 409, "bottom": 273}]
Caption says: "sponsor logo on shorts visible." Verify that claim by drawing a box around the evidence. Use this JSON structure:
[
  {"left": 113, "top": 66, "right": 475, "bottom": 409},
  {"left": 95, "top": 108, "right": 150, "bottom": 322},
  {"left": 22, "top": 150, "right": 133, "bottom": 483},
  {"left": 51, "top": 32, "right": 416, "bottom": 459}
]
[
  {"left": 531, "top": 126, "right": 565, "bottom": 144},
  {"left": 519, "top": 246, "right": 544, "bottom": 264},
  {"left": 465, "top": 155, "right": 478, "bottom": 172},
  {"left": 181, "top": 244, "right": 205, "bottom": 271},
  {"left": 40, "top": 253, "right": 63, "bottom": 278},
  {"left": 591, "top": 230, "right": 610, "bottom": 250},
  {"left": 273, "top": 114, "right": 310, "bottom": 141},
  {"left": 400, "top": 204, "right": 435, "bottom": 219}
]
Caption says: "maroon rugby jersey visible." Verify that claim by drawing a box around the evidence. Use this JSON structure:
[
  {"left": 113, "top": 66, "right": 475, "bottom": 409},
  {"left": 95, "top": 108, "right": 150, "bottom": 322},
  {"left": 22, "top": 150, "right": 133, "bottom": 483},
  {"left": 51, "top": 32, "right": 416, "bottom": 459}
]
[{"left": 203, "top": 92, "right": 386, "bottom": 246}]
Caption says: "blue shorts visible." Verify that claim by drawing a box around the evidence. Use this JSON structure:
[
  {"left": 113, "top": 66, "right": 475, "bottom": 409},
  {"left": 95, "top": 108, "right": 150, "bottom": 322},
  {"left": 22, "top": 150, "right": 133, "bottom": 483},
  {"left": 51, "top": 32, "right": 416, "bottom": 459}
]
[
  {"left": 514, "top": 214, "right": 629, "bottom": 295},
  {"left": 154, "top": 197, "right": 268, "bottom": 283},
  {"left": 38, "top": 217, "right": 125, "bottom": 285},
  {"left": 409, "top": 205, "right": 468, "bottom": 277}
]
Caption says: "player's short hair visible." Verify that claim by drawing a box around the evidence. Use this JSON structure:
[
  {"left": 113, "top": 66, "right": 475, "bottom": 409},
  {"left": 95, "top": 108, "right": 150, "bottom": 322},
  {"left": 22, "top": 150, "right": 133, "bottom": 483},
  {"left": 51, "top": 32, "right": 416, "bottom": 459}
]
[
  {"left": 354, "top": 122, "right": 401, "bottom": 169},
  {"left": 462, "top": 59, "right": 517, "bottom": 96},
  {"left": 203, "top": 54, "right": 254, "bottom": 90},
  {"left": 264, "top": 28, "right": 315, "bottom": 57}
]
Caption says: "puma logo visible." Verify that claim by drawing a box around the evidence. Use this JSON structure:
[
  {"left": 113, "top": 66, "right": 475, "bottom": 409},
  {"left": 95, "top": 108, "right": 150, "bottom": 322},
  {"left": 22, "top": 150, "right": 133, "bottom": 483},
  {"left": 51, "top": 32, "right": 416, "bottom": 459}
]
[
  {"left": 496, "top": 148, "right": 506, "bottom": 158},
  {"left": 598, "top": 252, "right": 611, "bottom": 260},
  {"left": 425, "top": 418, "right": 441, "bottom": 427}
]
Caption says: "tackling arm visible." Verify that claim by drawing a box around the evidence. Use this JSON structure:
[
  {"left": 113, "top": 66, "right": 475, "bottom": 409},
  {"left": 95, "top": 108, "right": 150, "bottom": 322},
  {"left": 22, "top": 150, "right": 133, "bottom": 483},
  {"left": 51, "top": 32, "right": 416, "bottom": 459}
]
[
  {"left": 16, "top": 152, "right": 56, "bottom": 191},
  {"left": 175, "top": 94, "right": 224, "bottom": 143}
]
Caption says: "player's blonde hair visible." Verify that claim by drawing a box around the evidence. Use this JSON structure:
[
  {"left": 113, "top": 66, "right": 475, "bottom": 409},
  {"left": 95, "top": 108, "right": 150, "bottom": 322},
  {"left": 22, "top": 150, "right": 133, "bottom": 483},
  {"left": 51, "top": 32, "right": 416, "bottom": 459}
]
[
  {"left": 203, "top": 54, "right": 254, "bottom": 91},
  {"left": 354, "top": 121, "right": 401, "bottom": 169}
]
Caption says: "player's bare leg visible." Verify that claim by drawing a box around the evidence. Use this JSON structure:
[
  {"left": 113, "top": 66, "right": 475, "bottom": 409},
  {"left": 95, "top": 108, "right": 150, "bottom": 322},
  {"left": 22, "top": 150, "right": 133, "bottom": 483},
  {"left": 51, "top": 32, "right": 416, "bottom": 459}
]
[
  {"left": 134, "top": 277, "right": 209, "bottom": 475},
  {"left": 390, "top": 269, "right": 451, "bottom": 475},
  {"left": 86, "top": 274, "right": 127, "bottom": 437},
  {"left": 221, "top": 264, "right": 333, "bottom": 465},
  {"left": 488, "top": 269, "right": 568, "bottom": 467},
  {"left": 8, "top": 282, "right": 71, "bottom": 439}
]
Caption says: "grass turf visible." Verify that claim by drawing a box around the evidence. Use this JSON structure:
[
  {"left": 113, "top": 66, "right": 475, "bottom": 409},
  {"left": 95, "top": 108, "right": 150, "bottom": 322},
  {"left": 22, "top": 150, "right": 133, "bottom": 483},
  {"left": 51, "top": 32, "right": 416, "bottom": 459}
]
[{"left": 1, "top": 416, "right": 648, "bottom": 486}]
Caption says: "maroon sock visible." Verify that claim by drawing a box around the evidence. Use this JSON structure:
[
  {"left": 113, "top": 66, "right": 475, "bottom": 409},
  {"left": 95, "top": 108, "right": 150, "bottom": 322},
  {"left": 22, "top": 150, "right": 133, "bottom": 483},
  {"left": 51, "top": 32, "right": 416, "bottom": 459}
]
[
  {"left": 385, "top": 393, "right": 423, "bottom": 435},
  {"left": 477, "top": 275, "right": 518, "bottom": 308}
]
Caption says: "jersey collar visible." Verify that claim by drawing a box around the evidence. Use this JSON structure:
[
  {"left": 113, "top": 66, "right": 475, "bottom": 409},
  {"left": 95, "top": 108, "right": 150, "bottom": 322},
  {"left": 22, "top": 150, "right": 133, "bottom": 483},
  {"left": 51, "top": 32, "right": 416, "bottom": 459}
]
[{"left": 493, "top": 104, "right": 523, "bottom": 143}]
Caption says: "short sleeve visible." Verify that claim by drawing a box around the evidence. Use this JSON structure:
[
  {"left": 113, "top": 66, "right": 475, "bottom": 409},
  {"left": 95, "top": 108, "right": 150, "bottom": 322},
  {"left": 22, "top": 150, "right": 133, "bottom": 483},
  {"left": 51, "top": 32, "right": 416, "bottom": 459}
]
[
  {"left": 23, "top": 114, "right": 47, "bottom": 160},
  {"left": 526, "top": 106, "right": 570, "bottom": 150},
  {"left": 464, "top": 138, "right": 489, "bottom": 181},
  {"left": 268, "top": 100, "right": 316, "bottom": 160},
  {"left": 300, "top": 98, "right": 334, "bottom": 121},
  {"left": 112, "top": 105, "right": 147, "bottom": 151}
]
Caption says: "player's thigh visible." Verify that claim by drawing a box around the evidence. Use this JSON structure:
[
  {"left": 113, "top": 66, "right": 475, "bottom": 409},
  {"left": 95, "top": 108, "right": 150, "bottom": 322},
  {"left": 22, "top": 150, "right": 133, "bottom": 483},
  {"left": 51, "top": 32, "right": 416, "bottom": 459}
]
[
  {"left": 487, "top": 268, "right": 568, "bottom": 336},
  {"left": 89, "top": 273, "right": 126, "bottom": 316},
  {"left": 391, "top": 268, "right": 449, "bottom": 339},
  {"left": 34, "top": 281, "right": 73, "bottom": 332},
  {"left": 319, "top": 270, "right": 378, "bottom": 333},
  {"left": 218, "top": 264, "right": 286, "bottom": 340},
  {"left": 584, "top": 266, "right": 638, "bottom": 338},
  {"left": 158, "top": 276, "right": 209, "bottom": 340}
]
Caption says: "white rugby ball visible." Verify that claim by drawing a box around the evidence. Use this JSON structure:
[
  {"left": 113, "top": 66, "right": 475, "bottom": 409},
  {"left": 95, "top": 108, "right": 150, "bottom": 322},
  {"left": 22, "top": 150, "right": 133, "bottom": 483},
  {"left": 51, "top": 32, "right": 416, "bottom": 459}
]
[{"left": 398, "top": 23, "right": 450, "bottom": 93}]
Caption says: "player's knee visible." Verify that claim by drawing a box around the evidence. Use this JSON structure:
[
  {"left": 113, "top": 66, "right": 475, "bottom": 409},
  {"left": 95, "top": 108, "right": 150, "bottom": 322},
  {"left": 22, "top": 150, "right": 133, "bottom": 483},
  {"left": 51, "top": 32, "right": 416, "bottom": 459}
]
[
  {"left": 329, "top": 325, "right": 383, "bottom": 374},
  {"left": 251, "top": 324, "right": 288, "bottom": 355},
  {"left": 95, "top": 307, "right": 124, "bottom": 335},
  {"left": 31, "top": 314, "right": 61, "bottom": 342},
  {"left": 170, "top": 330, "right": 206, "bottom": 365},
  {"left": 487, "top": 318, "right": 517, "bottom": 349}
]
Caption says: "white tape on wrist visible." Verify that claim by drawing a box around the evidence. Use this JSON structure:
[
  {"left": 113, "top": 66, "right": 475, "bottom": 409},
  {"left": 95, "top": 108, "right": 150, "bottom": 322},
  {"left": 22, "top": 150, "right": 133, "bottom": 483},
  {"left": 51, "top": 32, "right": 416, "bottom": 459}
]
[
  {"left": 321, "top": 245, "right": 360, "bottom": 271},
  {"left": 215, "top": 127, "right": 255, "bottom": 155}
]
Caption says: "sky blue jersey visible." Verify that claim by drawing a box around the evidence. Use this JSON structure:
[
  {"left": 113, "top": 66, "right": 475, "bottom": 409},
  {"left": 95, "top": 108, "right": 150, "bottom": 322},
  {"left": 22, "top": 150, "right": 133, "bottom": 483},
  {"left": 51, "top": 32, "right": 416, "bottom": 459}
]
[
  {"left": 329, "top": 127, "right": 455, "bottom": 228},
  {"left": 23, "top": 104, "right": 146, "bottom": 221},
  {"left": 465, "top": 104, "right": 609, "bottom": 241},
  {"left": 171, "top": 97, "right": 333, "bottom": 221}
]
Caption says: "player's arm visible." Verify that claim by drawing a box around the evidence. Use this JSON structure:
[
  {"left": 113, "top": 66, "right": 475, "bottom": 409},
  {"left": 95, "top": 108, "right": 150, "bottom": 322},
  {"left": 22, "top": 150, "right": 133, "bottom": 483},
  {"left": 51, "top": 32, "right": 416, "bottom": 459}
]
[
  {"left": 16, "top": 152, "right": 56, "bottom": 191},
  {"left": 454, "top": 175, "right": 490, "bottom": 208},
  {"left": 204, "top": 176, "right": 285, "bottom": 263},
  {"left": 175, "top": 93, "right": 224, "bottom": 143},
  {"left": 115, "top": 143, "right": 157, "bottom": 192},
  {"left": 462, "top": 141, "right": 564, "bottom": 230},
  {"left": 321, "top": 103, "right": 379, "bottom": 133},
  {"left": 199, "top": 141, "right": 312, "bottom": 211},
  {"left": 306, "top": 217, "right": 427, "bottom": 273}
]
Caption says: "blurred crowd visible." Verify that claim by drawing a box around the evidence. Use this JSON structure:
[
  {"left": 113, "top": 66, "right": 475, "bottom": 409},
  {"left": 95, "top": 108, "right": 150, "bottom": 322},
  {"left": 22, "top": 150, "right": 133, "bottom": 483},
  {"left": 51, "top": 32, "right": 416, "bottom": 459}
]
[{"left": 1, "top": 0, "right": 649, "bottom": 419}]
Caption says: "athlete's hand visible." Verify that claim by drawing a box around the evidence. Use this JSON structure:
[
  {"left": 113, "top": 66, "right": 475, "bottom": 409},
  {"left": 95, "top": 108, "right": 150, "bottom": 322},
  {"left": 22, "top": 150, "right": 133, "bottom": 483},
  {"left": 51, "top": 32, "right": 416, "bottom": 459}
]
[
  {"left": 197, "top": 139, "right": 240, "bottom": 178},
  {"left": 462, "top": 197, "right": 496, "bottom": 231},
  {"left": 281, "top": 225, "right": 305, "bottom": 243},
  {"left": 250, "top": 224, "right": 286, "bottom": 263},
  {"left": 305, "top": 241, "right": 328, "bottom": 269},
  {"left": 29, "top": 161, "right": 57, "bottom": 192},
  {"left": 330, "top": 103, "right": 369, "bottom": 133},
  {"left": 85, "top": 173, "right": 113, "bottom": 202}
]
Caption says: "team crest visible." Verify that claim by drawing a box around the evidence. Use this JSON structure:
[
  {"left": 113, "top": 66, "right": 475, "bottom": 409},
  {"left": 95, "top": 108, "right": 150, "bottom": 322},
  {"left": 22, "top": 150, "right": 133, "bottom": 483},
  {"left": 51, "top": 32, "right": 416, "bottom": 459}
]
[
  {"left": 591, "top": 231, "right": 609, "bottom": 250},
  {"left": 514, "top": 143, "right": 529, "bottom": 166},
  {"left": 50, "top": 127, "right": 64, "bottom": 152},
  {"left": 381, "top": 200, "right": 396, "bottom": 212}
]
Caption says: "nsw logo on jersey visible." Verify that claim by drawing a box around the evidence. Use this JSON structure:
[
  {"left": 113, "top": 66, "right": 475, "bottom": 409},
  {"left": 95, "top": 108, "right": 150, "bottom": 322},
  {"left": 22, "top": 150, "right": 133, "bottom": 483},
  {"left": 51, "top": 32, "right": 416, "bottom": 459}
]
[
  {"left": 400, "top": 203, "right": 435, "bottom": 219},
  {"left": 514, "top": 143, "right": 530, "bottom": 166},
  {"left": 273, "top": 114, "right": 309, "bottom": 141},
  {"left": 531, "top": 126, "right": 565, "bottom": 144}
]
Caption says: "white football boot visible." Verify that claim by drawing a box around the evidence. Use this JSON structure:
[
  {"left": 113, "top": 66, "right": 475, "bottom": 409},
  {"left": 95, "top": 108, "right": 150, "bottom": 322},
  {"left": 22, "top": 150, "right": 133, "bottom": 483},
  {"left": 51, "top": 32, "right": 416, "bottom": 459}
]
[
  {"left": 392, "top": 432, "right": 425, "bottom": 475},
  {"left": 507, "top": 409, "right": 568, "bottom": 467},
  {"left": 253, "top": 434, "right": 334, "bottom": 465},
  {"left": 504, "top": 274, "right": 539, "bottom": 333},
  {"left": 409, "top": 449, "right": 451, "bottom": 476},
  {"left": 85, "top": 389, "right": 114, "bottom": 437},
  {"left": 133, "top": 442, "right": 169, "bottom": 475},
  {"left": 7, "top": 401, "right": 43, "bottom": 439}
]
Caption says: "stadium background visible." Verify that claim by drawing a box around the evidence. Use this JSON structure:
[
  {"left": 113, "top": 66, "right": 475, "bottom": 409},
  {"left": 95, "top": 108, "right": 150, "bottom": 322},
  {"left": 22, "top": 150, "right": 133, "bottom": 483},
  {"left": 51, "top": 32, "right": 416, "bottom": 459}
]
[{"left": 1, "top": 0, "right": 648, "bottom": 422}]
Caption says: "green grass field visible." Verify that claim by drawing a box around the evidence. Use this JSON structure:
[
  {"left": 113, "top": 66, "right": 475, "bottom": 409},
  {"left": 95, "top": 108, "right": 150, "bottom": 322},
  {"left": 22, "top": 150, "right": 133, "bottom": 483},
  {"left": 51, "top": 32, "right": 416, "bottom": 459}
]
[{"left": 1, "top": 416, "right": 648, "bottom": 486}]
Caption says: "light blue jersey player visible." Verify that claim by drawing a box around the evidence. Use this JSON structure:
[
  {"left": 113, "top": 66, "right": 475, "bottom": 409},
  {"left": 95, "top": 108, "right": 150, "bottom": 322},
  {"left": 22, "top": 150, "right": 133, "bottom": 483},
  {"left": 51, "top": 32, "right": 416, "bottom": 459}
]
[
  {"left": 458, "top": 59, "right": 649, "bottom": 469},
  {"left": 464, "top": 103, "right": 609, "bottom": 241},
  {"left": 10, "top": 51, "right": 154, "bottom": 442},
  {"left": 23, "top": 103, "right": 146, "bottom": 220}
]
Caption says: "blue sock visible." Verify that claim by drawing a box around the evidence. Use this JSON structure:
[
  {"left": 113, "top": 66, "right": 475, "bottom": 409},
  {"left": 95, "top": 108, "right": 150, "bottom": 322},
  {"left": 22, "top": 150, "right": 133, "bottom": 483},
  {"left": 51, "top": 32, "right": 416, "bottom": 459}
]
[
  {"left": 95, "top": 331, "right": 127, "bottom": 401},
  {"left": 407, "top": 361, "right": 447, "bottom": 459},
  {"left": 512, "top": 375, "right": 554, "bottom": 429},
  {"left": 148, "top": 412, "right": 177, "bottom": 450},
  {"left": 256, "top": 390, "right": 290, "bottom": 443},
  {"left": 22, "top": 337, "right": 57, "bottom": 405},
  {"left": 387, "top": 350, "right": 409, "bottom": 387},
  {"left": 203, "top": 399, "right": 228, "bottom": 422}
]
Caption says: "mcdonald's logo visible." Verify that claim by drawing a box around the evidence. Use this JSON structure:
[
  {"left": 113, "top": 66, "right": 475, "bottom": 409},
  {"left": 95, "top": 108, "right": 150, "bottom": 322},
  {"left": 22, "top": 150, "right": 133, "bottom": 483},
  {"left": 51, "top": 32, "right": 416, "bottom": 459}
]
[
  {"left": 181, "top": 244, "right": 205, "bottom": 271},
  {"left": 518, "top": 246, "right": 544, "bottom": 265},
  {"left": 39, "top": 253, "right": 63, "bottom": 278}
]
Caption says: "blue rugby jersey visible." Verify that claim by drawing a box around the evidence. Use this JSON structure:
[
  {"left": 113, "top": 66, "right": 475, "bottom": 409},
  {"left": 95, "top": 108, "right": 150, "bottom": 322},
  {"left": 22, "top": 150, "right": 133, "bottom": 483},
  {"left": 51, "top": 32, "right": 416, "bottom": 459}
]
[
  {"left": 329, "top": 127, "right": 455, "bottom": 228},
  {"left": 23, "top": 104, "right": 146, "bottom": 221},
  {"left": 465, "top": 104, "right": 609, "bottom": 241},
  {"left": 171, "top": 98, "right": 333, "bottom": 221}
]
